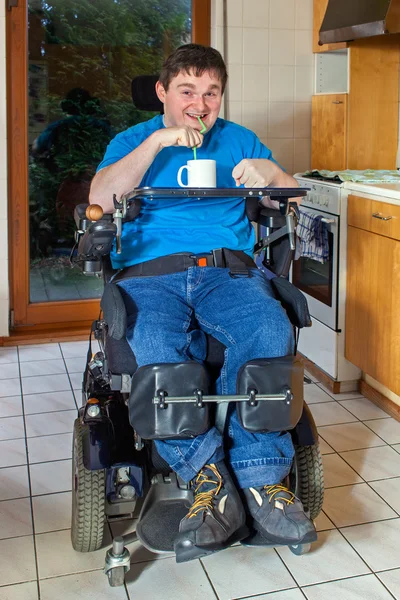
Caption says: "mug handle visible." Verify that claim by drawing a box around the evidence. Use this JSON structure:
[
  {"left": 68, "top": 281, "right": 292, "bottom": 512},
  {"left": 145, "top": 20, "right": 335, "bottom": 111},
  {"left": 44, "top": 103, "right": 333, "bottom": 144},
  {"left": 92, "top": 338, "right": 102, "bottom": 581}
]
[{"left": 177, "top": 165, "right": 190, "bottom": 187}]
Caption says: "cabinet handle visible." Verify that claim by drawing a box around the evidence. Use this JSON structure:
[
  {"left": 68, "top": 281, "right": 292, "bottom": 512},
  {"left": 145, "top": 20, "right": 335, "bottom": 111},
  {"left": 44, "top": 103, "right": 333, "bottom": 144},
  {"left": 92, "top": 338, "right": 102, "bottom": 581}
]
[
  {"left": 332, "top": 101, "right": 343, "bottom": 104},
  {"left": 372, "top": 213, "right": 393, "bottom": 221}
]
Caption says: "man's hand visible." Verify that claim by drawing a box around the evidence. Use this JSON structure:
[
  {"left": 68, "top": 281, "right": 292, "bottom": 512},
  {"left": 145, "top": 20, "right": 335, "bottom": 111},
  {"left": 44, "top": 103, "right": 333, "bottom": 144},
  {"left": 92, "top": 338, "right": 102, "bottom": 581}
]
[
  {"left": 232, "top": 158, "right": 301, "bottom": 207},
  {"left": 155, "top": 126, "right": 204, "bottom": 150}
]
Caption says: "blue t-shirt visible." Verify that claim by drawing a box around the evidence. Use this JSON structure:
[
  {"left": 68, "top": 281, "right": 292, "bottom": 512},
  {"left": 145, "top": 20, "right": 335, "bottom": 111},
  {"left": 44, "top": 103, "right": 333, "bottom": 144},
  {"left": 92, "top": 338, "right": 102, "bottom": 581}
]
[{"left": 97, "top": 115, "right": 278, "bottom": 268}]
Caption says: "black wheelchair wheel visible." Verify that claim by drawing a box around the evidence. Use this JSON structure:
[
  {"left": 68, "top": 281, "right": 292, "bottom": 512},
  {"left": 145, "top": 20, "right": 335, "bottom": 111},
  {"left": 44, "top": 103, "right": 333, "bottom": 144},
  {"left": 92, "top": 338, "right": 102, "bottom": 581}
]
[
  {"left": 290, "top": 443, "right": 324, "bottom": 521},
  {"left": 71, "top": 418, "right": 106, "bottom": 552}
]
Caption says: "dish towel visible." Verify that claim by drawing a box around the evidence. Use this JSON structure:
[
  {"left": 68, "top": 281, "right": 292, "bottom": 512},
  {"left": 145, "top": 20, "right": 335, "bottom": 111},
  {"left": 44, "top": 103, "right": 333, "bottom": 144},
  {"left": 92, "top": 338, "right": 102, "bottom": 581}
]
[
  {"left": 303, "top": 169, "right": 400, "bottom": 183},
  {"left": 297, "top": 209, "right": 329, "bottom": 264}
]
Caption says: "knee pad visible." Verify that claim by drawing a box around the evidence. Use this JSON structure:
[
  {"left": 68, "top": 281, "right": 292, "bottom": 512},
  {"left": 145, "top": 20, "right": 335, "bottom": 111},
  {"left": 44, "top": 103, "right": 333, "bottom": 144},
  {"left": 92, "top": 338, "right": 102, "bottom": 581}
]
[
  {"left": 236, "top": 356, "right": 304, "bottom": 433},
  {"left": 129, "top": 362, "right": 211, "bottom": 440}
]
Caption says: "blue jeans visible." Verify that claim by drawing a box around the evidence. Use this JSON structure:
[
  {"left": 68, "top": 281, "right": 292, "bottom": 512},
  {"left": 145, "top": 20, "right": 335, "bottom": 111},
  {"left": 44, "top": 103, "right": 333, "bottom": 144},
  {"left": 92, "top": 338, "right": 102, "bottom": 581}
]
[{"left": 117, "top": 267, "right": 295, "bottom": 489}]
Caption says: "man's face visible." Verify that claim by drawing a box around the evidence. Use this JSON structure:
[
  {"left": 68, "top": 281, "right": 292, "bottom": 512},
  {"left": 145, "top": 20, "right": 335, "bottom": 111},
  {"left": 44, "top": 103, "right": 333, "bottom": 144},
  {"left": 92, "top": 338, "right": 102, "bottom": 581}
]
[{"left": 156, "top": 70, "right": 223, "bottom": 131}]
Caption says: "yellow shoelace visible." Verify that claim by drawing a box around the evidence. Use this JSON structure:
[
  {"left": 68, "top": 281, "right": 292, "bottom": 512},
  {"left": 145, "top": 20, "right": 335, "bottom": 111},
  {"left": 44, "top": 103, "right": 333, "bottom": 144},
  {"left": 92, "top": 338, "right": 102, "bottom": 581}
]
[
  {"left": 187, "top": 463, "right": 222, "bottom": 519},
  {"left": 264, "top": 484, "right": 295, "bottom": 505}
]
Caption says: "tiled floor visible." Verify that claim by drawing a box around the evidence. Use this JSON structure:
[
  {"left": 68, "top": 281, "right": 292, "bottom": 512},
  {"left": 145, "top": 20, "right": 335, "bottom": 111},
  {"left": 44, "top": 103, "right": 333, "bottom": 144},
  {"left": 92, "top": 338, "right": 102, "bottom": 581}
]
[{"left": 2, "top": 343, "right": 400, "bottom": 599}]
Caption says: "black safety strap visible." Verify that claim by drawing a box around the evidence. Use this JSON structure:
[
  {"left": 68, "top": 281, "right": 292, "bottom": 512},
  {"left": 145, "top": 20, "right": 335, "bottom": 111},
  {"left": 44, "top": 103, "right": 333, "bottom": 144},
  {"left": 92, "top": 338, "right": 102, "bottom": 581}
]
[{"left": 215, "top": 402, "right": 230, "bottom": 435}]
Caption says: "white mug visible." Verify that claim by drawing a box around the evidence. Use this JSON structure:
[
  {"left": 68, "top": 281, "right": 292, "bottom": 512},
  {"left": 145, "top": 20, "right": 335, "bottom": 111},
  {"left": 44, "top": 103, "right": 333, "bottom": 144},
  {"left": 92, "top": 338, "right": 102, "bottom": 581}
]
[{"left": 177, "top": 159, "right": 216, "bottom": 188}]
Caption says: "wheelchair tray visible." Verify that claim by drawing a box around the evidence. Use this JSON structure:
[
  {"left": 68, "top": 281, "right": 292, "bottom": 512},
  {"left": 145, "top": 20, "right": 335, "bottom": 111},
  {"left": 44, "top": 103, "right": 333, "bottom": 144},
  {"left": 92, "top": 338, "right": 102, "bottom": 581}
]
[{"left": 124, "top": 186, "right": 309, "bottom": 202}]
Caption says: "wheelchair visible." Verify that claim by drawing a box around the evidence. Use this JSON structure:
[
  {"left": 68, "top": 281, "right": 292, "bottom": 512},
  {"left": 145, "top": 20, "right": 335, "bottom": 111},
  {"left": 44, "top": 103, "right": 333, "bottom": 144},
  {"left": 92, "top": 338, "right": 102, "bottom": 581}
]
[{"left": 71, "top": 184, "right": 324, "bottom": 588}]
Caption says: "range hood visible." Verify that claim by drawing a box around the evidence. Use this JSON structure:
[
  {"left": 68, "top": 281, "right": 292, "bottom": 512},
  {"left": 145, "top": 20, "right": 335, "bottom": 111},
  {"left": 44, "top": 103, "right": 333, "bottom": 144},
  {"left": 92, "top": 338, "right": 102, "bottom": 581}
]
[{"left": 319, "top": 0, "right": 400, "bottom": 45}]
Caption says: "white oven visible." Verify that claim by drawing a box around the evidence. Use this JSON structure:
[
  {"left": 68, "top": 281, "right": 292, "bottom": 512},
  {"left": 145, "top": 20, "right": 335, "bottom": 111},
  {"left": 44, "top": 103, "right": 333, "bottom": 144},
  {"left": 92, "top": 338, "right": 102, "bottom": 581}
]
[{"left": 289, "top": 174, "right": 360, "bottom": 385}]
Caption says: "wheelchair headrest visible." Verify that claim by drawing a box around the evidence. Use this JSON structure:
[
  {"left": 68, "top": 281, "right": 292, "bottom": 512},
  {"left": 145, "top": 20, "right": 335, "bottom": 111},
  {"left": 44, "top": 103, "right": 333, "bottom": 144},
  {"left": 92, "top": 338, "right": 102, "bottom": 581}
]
[{"left": 131, "top": 75, "right": 164, "bottom": 113}]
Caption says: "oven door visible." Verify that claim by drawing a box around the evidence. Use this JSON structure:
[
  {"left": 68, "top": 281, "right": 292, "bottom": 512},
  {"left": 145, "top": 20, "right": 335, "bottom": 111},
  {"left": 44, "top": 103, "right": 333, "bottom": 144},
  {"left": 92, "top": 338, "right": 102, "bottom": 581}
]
[{"left": 290, "top": 209, "right": 339, "bottom": 331}]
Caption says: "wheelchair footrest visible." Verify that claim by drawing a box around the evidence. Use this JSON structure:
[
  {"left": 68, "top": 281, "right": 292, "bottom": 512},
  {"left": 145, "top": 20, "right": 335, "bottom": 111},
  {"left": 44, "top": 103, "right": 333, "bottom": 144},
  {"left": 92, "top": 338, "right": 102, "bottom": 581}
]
[{"left": 136, "top": 474, "right": 193, "bottom": 553}]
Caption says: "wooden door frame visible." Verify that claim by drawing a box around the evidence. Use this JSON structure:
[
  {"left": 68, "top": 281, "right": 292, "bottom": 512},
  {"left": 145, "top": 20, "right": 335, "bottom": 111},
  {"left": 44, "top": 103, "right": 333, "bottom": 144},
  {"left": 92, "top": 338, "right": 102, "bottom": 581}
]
[{"left": 6, "top": 0, "right": 210, "bottom": 333}]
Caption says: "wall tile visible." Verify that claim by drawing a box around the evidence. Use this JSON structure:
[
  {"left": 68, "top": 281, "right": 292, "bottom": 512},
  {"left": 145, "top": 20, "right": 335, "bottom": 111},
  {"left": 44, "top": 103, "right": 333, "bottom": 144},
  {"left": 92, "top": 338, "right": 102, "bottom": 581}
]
[
  {"left": 227, "top": 64, "right": 243, "bottom": 102},
  {"left": 0, "top": 0, "right": 4, "bottom": 18},
  {"left": 268, "top": 102, "right": 294, "bottom": 138},
  {"left": 294, "top": 102, "right": 312, "bottom": 138},
  {"left": 0, "top": 260, "right": 8, "bottom": 300},
  {"left": 227, "top": 27, "right": 243, "bottom": 64},
  {"left": 269, "top": 66, "right": 295, "bottom": 102},
  {"left": 295, "top": 65, "right": 314, "bottom": 101},
  {"left": 294, "top": 138, "right": 311, "bottom": 173},
  {"left": 242, "top": 102, "right": 268, "bottom": 138},
  {"left": 269, "top": 29, "right": 295, "bottom": 66},
  {"left": 211, "top": 26, "right": 224, "bottom": 55},
  {"left": 270, "top": 0, "right": 295, "bottom": 30},
  {"left": 243, "top": 65, "right": 269, "bottom": 101},
  {"left": 0, "top": 126, "right": 7, "bottom": 180},
  {"left": 0, "top": 297, "right": 9, "bottom": 336},
  {"left": 0, "top": 18, "right": 5, "bottom": 58},
  {"left": 212, "top": 0, "right": 224, "bottom": 28},
  {"left": 228, "top": 101, "right": 242, "bottom": 125},
  {"left": 0, "top": 220, "right": 8, "bottom": 261},
  {"left": 227, "top": 0, "right": 243, "bottom": 27},
  {"left": 295, "top": 29, "right": 313, "bottom": 66},
  {"left": 265, "top": 138, "right": 295, "bottom": 173},
  {"left": 243, "top": 0, "right": 270, "bottom": 28},
  {"left": 243, "top": 28, "right": 269, "bottom": 65},
  {"left": 295, "top": 0, "right": 313, "bottom": 29},
  {"left": 0, "top": 179, "right": 7, "bottom": 220}
]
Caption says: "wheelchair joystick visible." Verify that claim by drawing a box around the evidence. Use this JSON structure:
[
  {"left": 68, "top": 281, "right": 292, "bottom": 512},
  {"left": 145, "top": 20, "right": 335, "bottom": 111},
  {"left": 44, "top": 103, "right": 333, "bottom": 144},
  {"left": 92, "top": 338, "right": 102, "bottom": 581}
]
[{"left": 86, "top": 204, "right": 104, "bottom": 221}]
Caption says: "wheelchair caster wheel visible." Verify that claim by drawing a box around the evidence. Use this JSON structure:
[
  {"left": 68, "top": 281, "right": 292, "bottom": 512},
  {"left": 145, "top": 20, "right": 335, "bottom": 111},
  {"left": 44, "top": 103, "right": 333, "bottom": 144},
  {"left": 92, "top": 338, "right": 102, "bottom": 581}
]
[
  {"left": 289, "top": 542, "right": 311, "bottom": 555},
  {"left": 105, "top": 537, "right": 130, "bottom": 587},
  {"left": 107, "top": 566, "right": 126, "bottom": 587}
]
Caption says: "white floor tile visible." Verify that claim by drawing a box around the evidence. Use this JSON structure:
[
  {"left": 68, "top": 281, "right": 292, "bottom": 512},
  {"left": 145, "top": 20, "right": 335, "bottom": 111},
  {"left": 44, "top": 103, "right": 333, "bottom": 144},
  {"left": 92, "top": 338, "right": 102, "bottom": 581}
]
[
  {"left": 364, "top": 418, "right": 400, "bottom": 445},
  {"left": 0, "top": 395, "right": 23, "bottom": 417},
  {"left": 314, "top": 511, "right": 336, "bottom": 532},
  {"left": 318, "top": 436, "right": 335, "bottom": 455},
  {"left": 339, "top": 398, "right": 390, "bottom": 420},
  {"left": 304, "top": 384, "right": 333, "bottom": 404},
  {"left": 319, "top": 422, "right": 387, "bottom": 452},
  {"left": 377, "top": 568, "right": 400, "bottom": 598},
  {"left": 323, "top": 483, "right": 397, "bottom": 527},
  {"left": 0, "top": 581, "right": 39, "bottom": 600},
  {"left": 22, "top": 374, "right": 71, "bottom": 395},
  {"left": 18, "top": 344, "right": 62, "bottom": 362},
  {"left": 0, "top": 438, "right": 27, "bottom": 467},
  {"left": 0, "top": 416, "right": 25, "bottom": 441},
  {"left": 126, "top": 557, "right": 216, "bottom": 600},
  {"left": 308, "top": 402, "right": 358, "bottom": 427},
  {"left": 25, "top": 410, "right": 75, "bottom": 438},
  {"left": 110, "top": 519, "right": 170, "bottom": 564},
  {"left": 0, "top": 363, "right": 20, "bottom": 379},
  {"left": 27, "top": 433, "right": 72, "bottom": 464},
  {"left": 65, "top": 357, "right": 85, "bottom": 373},
  {"left": 0, "top": 379, "right": 21, "bottom": 398},
  {"left": 251, "top": 591, "right": 305, "bottom": 600},
  {"left": 0, "top": 466, "right": 30, "bottom": 500},
  {"left": 32, "top": 492, "right": 72, "bottom": 534},
  {"left": 23, "top": 390, "right": 76, "bottom": 415},
  {"left": 322, "top": 454, "right": 363, "bottom": 488},
  {"left": 20, "top": 359, "right": 66, "bottom": 378},
  {"left": 0, "top": 536, "right": 36, "bottom": 586},
  {"left": 39, "top": 570, "right": 127, "bottom": 600},
  {"left": 60, "top": 341, "right": 96, "bottom": 359},
  {"left": 30, "top": 459, "right": 72, "bottom": 496},
  {"left": 340, "top": 446, "right": 400, "bottom": 482},
  {"left": 370, "top": 477, "right": 400, "bottom": 514},
  {"left": 302, "top": 573, "right": 394, "bottom": 600},
  {"left": 36, "top": 528, "right": 111, "bottom": 579},
  {"left": 202, "top": 545, "right": 296, "bottom": 599},
  {"left": 341, "top": 518, "right": 400, "bottom": 571},
  {"left": 315, "top": 384, "right": 364, "bottom": 401},
  {"left": 68, "top": 372, "right": 83, "bottom": 390},
  {"left": 276, "top": 529, "right": 370, "bottom": 587},
  {"left": 0, "top": 498, "right": 33, "bottom": 539},
  {"left": 0, "top": 347, "right": 18, "bottom": 364}
]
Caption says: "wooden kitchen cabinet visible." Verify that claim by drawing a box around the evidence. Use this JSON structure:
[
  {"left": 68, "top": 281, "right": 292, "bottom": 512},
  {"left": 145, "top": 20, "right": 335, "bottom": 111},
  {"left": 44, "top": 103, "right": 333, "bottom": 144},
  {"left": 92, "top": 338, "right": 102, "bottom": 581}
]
[
  {"left": 313, "top": 0, "right": 347, "bottom": 53},
  {"left": 311, "top": 94, "right": 347, "bottom": 171},
  {"left": 346, "top": 195, "right": 400, "bottom": 395}
]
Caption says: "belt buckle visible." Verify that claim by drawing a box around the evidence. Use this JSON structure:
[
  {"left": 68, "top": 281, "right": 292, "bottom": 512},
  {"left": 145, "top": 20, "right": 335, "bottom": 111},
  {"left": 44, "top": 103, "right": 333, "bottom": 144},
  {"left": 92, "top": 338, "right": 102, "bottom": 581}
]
[{"left": 190, "top": 253, "right": 213, "bottom": 267}]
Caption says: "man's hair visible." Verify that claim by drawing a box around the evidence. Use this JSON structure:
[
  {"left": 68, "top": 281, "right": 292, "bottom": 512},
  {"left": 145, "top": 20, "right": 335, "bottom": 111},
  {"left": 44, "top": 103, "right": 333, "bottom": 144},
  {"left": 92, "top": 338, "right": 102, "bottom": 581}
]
[{"left": 159, "top": 44, "right": 228, "bottom": 93}]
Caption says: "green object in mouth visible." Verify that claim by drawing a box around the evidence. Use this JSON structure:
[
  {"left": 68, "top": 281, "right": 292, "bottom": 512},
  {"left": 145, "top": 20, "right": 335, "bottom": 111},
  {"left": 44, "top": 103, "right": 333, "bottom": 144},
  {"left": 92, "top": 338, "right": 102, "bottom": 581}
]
[{"left": 193, "top": 116, "right": 207, "bottom": 159}]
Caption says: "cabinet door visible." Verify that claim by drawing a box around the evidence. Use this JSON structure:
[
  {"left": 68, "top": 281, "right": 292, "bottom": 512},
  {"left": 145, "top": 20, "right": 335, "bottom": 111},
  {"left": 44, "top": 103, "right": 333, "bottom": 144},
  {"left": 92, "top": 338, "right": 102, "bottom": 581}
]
[
  {"left": 313, "top": 0, "right": 347, "bottom": 53},
  {"left": 346, "top": 225, "right": 400, "bottom": 395},
  {"left": 311, "top": 94, "right": 347, "bottom": 171}
]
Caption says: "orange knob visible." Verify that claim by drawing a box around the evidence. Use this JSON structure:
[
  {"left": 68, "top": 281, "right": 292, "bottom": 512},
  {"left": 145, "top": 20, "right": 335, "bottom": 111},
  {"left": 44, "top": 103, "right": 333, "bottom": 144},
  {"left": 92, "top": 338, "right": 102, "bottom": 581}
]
[{"left": 86, "top": 204, "right": 104, "bottom": 221}]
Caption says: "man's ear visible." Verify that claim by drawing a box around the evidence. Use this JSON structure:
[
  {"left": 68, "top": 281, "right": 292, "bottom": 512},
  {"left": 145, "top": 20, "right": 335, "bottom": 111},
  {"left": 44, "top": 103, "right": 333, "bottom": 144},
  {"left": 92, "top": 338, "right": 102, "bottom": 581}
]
[{"left": 155, "top": 81, "right": 166, "bottom": 104}]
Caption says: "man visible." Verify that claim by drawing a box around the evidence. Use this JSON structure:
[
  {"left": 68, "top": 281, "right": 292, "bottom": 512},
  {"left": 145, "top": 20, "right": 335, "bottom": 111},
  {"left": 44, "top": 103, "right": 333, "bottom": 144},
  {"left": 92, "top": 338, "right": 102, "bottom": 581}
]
[{"left": 90, "top": 44, "right": 316, "bottom": 562}]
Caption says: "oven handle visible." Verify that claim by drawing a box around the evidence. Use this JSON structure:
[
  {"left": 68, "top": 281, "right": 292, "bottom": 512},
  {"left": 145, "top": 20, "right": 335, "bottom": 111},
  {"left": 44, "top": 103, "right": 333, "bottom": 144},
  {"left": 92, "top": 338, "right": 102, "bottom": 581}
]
[{"left": 321, "top": 218, "right": 335, "bottom": 224}]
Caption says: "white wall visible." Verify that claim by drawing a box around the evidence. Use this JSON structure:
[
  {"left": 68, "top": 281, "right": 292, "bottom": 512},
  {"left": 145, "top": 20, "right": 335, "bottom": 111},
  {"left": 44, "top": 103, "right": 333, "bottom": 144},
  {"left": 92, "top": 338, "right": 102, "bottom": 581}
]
[
  {"left": 0, "top": 3, "right": 9, "bottom": 337},
  {"left": 211, "top": 0, "right": 314, "bottom": 175}
]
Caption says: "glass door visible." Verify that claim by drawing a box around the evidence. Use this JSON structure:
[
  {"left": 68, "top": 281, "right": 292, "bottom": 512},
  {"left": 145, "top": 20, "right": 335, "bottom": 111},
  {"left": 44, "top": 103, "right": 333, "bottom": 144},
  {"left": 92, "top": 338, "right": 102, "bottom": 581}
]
[{"left": 8, "top": 0, "right": 209, "bottom": 330}]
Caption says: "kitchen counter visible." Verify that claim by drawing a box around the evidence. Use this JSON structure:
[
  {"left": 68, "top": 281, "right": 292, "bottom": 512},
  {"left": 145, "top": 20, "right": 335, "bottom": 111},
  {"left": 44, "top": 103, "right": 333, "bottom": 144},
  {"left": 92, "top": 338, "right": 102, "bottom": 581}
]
[{"left": 343, "top": 181, "right": 400, "bottom": 203}]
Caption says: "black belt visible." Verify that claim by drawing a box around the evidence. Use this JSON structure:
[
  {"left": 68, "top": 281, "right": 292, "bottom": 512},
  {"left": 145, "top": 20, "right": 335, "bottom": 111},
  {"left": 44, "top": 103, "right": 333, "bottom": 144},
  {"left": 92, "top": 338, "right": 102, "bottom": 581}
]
[{"left": 112, "top": 248, "right": 256, "bottom": 282}]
